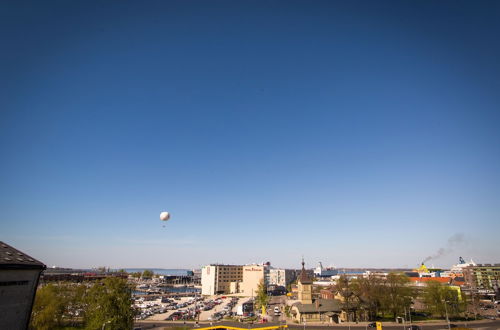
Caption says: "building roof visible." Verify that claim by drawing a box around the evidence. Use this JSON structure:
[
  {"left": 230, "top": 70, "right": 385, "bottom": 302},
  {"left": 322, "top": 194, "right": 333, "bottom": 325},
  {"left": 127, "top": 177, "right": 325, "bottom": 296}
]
[
  {"left": 408, "top": 277, "right": 465, "bottom": 286},
  {"left": 0, "top": 241, "right": 46, "bottom": 270},
  {"left": 298, "top": 259, "right": 312, "bottom": 284},
  {"left": 293, "top": 299, "right": 342, "bottom": 313},
  {"left": 409, "top": 277, "right": 450, "bottom": 283}
]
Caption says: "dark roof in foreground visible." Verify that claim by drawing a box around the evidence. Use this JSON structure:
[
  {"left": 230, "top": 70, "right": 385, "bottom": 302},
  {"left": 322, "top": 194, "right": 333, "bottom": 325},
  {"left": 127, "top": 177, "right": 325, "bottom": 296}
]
[
  {"left": 293, "top": 299, "right": 342, "bottom": 313},
  {"left": 0, "top": 241, "right": 46, "bottom": 270}
]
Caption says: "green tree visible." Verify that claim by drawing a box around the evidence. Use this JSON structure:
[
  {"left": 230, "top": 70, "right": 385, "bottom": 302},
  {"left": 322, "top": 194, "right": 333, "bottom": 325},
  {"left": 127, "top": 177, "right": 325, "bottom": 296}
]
[
  {"left": 351, "top": 275, "right": 384, "bottom": 321},
  {"left": 30, "top": 284, "right": 67, "bottom": 330},
  {"left": 424, "top": 280, "right": 446, "bottom": 317},
  {"left": 335, "top": 275, "right": 360, "bottom": 322},
  {"left": 379, "top": 273, "right": 414, "bottom": 320},
  {"left": 254, "top": 279, "right": 270, "bottom": 312},
  {"left": 423, "top": 281, "right": 464, "bottom": 319},
  {"left": 142, "top": 269, "right": 154, "bottom": 278},
  {"left": 84, "top": 277, "right": 134, "bottom": 330}
]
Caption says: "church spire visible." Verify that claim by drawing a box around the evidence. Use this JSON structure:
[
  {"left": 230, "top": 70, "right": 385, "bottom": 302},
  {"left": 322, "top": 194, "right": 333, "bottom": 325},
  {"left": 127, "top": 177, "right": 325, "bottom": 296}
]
[{"left": 299, "top": 258, "right": 312, "bottom": 284}]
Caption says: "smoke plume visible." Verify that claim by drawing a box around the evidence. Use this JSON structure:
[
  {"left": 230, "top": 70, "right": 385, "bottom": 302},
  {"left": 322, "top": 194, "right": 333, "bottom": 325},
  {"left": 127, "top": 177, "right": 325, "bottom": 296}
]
[{"left": 422, "top": 233, "right": 465, "bottom": 264}]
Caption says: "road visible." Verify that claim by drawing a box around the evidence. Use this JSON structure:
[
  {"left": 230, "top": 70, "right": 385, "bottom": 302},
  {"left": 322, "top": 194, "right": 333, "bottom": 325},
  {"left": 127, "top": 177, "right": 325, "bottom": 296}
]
[
  {"left": 135, "top": 319, "right": 500, "bottom": 330},
  {"left": 286, "top": 321, "right": 500, "bottom": 330}
]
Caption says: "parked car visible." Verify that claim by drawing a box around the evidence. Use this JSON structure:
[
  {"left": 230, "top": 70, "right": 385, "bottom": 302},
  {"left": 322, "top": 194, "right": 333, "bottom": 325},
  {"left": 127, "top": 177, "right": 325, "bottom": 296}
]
[
  {"left": 166, "top": 312, "right": 183, "bottom": 321},
  {"left": 406, "top": 326, "right": 421, "bottom": 330},
  {"left": 368, "top": 322, "right": 377, "bottom": 328},
  {"left": 209, "top": 314, "right": 222, "bottom": 321}
]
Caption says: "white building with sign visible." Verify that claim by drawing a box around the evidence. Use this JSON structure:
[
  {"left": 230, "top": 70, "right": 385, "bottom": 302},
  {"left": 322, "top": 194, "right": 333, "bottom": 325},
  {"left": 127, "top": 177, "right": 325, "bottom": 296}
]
[{"left": 201, "top": 264, "right": 242, "bottom": 295}]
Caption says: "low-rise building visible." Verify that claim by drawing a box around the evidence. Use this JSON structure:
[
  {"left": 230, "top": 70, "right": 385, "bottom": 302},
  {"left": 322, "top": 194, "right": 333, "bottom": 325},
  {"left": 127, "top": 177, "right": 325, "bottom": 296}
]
[{"left": 291, "top": 260, "right": 342, "bottom": 323}]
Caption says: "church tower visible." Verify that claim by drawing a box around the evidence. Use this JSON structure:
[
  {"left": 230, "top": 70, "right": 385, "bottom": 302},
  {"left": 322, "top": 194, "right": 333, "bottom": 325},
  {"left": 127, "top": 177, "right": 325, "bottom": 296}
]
[{"left": 297, "top": 259, "right": 313, "bottom": 304}]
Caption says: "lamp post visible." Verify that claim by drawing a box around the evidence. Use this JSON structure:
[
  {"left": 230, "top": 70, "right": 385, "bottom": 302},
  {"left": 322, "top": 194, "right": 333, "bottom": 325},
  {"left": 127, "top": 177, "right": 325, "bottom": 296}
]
[
  {"left": 403, "top": 306, "right": 407, "bottom": 330},
  {"left": 408, "top": 304, "right": 412, "bottom": 327},
  {"left": 101, "top": 320, "right": 111, "bottom": 330},
  {"left": 444, "top": 300, "right": 451, "bottom": 330},
  {"left": 404, "top": 296, "right": 413, "bottom": 329}
]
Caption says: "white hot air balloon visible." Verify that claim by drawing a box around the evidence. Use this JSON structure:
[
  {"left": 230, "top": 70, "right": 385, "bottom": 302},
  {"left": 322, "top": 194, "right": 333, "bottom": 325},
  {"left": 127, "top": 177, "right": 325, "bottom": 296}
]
[
  {"left": 160, "top": 212, "right": 170, "bottom": 221},
  {"left": 160, "top": 212, "right": 170, "bottom": 227}
]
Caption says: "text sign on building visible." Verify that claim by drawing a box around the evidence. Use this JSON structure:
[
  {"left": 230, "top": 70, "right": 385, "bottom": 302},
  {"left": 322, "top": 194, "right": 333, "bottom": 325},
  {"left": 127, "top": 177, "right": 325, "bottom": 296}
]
[{"left": 244, "top": 267, "right": 262, "bottom": 272}]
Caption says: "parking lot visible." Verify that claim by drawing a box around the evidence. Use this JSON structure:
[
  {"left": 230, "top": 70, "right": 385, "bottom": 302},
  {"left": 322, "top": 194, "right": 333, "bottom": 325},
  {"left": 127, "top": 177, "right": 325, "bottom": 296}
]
[{"left": 134, "top": 295, "right": 241, "bottom": 322}]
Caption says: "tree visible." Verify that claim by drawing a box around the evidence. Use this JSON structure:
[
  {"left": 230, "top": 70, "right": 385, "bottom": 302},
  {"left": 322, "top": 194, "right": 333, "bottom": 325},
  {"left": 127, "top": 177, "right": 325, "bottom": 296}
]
[
  {"left": 84, "top": 277, "right": 134, "bottom": 330},
  {"left": 423, "top": 281, "right": 464, "bottom": 319},
  {"left": 142, "top": 269, "right": 154, "bottom": 278},
  {"left": 351, "top": 275, "right": 384, "bottom": 321},
  {"left": 254, "top": 279, "right": 270, "bottom": 313},
  {"left": 335, "top": 275, "right": 360, "bottom": 322},
  {"left": 379, "top": 273, "right": 414, "bottom": 320},
  {"left": 30, "top": 284, "right": 67, "bottom": 330}
]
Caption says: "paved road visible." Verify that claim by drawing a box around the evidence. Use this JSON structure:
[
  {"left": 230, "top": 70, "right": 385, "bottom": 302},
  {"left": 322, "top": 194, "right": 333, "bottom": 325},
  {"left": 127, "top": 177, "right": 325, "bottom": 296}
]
[
  {"left": 286, "top": 321, "right": 500, "bottom": 330},
  {"left": 135, "top": 319, "right": 500, "bottom": 330}
]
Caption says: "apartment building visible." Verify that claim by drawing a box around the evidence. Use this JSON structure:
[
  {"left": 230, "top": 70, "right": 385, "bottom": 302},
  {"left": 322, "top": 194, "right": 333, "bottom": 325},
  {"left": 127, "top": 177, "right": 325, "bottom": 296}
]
[
  {"left": 463, "top": 264, "right": 500, "bottom": 290},
  {"left": 268, "top": 268, "right": 296, "bottom": 287},
  {"left": 201, "top": 264, "right": 243, "bottom": 295}
]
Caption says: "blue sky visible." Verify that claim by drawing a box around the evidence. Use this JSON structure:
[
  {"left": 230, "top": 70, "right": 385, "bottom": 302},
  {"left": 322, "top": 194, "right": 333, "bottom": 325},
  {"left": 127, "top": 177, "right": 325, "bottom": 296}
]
[{"left": 1, "top": 1, "right": 499, "bottom": 269}]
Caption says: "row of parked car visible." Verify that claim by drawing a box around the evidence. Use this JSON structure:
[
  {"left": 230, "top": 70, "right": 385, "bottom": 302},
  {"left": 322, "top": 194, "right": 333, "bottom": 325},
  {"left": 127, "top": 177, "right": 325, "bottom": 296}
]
[
  {"left": 166, "top": 297, "right": 230, "bottom": 321},
  {"left": 208, "top": 297, "right": 239, "bottom": 321},
  {"left": 135, "top": 296, "right": 204, "bottom": 320}
]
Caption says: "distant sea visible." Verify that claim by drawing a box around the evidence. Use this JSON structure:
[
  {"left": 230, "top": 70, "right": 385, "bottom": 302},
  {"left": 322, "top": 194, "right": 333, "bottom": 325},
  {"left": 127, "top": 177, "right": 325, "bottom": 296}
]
[{"left": 123, "top": 268, "right": 190, "bottom": 276}]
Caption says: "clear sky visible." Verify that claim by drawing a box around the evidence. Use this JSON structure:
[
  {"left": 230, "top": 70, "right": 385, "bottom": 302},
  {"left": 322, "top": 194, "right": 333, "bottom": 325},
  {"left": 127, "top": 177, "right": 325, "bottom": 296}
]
[{"left": 1, "top": 1, "right": 499, "bottom": 270}]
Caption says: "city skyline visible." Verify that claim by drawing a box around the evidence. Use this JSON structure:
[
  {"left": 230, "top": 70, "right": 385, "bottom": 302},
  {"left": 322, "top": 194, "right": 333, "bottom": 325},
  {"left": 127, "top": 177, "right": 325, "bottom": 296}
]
[{"left": 1, "top": 1, "right": 499, "bottom": 269}]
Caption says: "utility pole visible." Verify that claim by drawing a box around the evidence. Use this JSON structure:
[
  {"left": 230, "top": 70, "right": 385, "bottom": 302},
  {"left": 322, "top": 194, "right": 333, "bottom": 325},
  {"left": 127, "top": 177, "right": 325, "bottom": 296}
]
[
  {"left": 444, "top": 300, "right": 451, "bottom": 330},
  {"left": 403, "top": 306, "right": 407, "bottom": 330}
]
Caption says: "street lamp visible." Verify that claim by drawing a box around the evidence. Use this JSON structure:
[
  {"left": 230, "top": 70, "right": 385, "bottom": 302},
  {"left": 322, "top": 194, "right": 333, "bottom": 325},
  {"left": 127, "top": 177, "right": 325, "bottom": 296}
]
[
  {"left": 403, "top": 306, "right": 407, "bottom": 330},
  {"left": 444, "top": 300, "right": 451, "bottom": 330},
  {"left": 404, "top": 296, "right": 413, "bottom": 329},
  {"left": 101, "top": 320, "right": 111, "bottom": 330}
]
